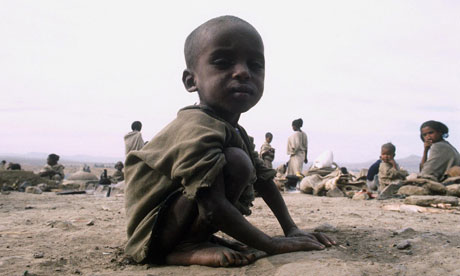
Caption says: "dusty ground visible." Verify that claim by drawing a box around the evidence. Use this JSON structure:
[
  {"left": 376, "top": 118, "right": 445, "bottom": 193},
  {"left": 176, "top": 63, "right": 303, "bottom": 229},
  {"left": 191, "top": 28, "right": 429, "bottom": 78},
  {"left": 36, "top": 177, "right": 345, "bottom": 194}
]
[{"left": 1, "top": 190, "right": 460, "bottom": 276}]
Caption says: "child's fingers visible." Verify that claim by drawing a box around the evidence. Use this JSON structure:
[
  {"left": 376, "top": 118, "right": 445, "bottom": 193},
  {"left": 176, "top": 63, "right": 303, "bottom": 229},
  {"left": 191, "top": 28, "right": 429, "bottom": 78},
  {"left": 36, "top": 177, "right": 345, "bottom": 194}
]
[{"left": 313, "top": 232, "right": 336, "bottom": 246}]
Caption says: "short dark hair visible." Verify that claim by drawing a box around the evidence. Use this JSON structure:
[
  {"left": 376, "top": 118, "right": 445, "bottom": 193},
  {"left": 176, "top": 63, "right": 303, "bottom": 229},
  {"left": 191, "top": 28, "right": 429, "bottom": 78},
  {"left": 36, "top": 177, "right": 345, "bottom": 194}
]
[
  {"left": 381, "top": 143, "right": 396, "bottom": 155},
  {"left": 184, "top": 15, "right": 260, "bottom": 70},
  {"left": 48, "top": 153, "right": 60, "bottom": 161},
  {"left": 420, "top": 120, "right": 449, "bottom": 141},
  {"left": 292, "top": 118, "right": 303, "bottom": 129},
  {"left": 265, "top": 132, "right": 273, "bottom": 139},
  {"left": 131, "top": 121, "right": 142, "bottom": 131}
]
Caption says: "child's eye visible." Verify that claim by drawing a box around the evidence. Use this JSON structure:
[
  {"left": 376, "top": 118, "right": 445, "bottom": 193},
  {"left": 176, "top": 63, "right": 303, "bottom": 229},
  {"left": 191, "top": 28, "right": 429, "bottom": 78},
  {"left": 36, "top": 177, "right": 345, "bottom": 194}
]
[
  {"left": 249, "top": 60, "right": 264, "bottom": 71},
  {"left": 212, "top": 58, "right": 234, "bottom": 68}
]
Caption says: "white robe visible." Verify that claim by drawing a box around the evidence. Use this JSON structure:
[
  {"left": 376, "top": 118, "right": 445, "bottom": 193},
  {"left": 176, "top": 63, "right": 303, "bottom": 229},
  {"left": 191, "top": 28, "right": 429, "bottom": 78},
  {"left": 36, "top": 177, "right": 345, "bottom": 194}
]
[{"left": 286, "top": 130, "right": 308, "bottom": 175}]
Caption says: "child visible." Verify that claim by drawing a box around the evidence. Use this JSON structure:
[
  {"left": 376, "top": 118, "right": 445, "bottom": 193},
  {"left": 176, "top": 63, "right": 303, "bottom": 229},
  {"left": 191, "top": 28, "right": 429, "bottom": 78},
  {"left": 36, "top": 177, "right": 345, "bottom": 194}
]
[
  {"left": 38, "top": 153, "right": 65, "bottom": 181},
  {"left": 378, "top": 143, "right": 407, "bottom": 193},
  {"left": 124, "top": 16, "right": 335, "bottom": 267},
  {"left": 259, "top": 132, "right": 275, "bottom": 168},
  {"left": 124, "top": 121, "right": 145, "bottom": 155}
]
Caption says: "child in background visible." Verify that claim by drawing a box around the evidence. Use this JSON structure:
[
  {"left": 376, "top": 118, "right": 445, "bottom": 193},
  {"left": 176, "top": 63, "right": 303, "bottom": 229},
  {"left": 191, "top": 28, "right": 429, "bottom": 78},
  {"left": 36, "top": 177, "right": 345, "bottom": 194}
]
[
  {"left": 259, "top": 132, "right": 275, "bottom": 168},
  {"left": 378, "top": 143, "right": 407, "bottom": 192}
]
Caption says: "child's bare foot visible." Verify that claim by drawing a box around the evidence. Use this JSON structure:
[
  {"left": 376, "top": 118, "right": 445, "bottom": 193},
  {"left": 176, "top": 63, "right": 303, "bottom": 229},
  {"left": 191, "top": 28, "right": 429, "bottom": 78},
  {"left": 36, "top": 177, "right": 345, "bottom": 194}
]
[
  {"left": 210, "top": 235, "right": 249, "bottom": 251},
  {"left": 165, "top": 241, "right": 257, "bottom": 267}
]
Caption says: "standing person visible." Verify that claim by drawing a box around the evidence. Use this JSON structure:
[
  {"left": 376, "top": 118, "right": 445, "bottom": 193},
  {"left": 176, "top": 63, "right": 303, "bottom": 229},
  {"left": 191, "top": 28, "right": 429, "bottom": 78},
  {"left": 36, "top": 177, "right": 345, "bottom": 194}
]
[
  {"left": 286, "top": 118, "right": 308, "bottom": 177},
  {"left": 259, "top": 132, "right": 275, "bottom": 168},
  {"left": 419, "top": 120, "right": 460, "bottom": 181},
  {"left": 124, "top": 16, "right": 335, "bottom": 268},
  {"left": 124, "top": 121, "right": 145, "bottom": 155},
  {"left": 0, "top": 160, "right": 6, "bottom": 170}
]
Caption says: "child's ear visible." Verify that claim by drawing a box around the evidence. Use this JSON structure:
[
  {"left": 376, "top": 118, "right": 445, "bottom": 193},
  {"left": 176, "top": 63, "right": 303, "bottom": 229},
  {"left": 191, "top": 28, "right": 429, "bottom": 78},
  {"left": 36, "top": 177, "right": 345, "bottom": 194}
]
[{"left": 182, "top": 69, "right": 197, "bottom": 92}]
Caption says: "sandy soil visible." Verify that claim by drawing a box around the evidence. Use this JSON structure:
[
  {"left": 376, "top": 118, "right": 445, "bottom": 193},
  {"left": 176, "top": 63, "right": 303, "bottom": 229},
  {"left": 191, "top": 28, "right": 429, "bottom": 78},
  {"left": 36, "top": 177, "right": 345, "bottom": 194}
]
[{"left": 1, "top": 189, "right": 460, "bottom": 276}]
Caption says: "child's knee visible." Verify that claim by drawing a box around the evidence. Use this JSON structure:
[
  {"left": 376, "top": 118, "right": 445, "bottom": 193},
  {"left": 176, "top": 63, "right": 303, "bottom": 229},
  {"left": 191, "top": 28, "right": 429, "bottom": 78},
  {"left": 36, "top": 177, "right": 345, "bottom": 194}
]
[{"left": 223, "top": 147, "right": 253, "bottom": 184}]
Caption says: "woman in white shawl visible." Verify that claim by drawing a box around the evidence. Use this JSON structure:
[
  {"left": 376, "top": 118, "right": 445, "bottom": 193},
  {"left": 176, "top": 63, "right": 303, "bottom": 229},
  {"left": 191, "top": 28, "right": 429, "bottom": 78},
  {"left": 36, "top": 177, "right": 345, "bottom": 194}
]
[
  {"left": 419, "top": 120, "right": 460, "bottom": 181},
  {"left": 286, "top": 118, "right": 308, "bottom": 176}
]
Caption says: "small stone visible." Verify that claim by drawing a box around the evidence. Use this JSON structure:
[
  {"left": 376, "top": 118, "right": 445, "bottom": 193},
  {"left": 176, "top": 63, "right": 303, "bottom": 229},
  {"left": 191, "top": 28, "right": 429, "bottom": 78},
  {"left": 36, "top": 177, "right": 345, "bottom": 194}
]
[
  {"left": 33, "top": 252, "right": 44, "bottom": 258},
  {"left": 73, "top": 269, "right": 81, "bottom": 274},
  {"left": 378, "top": 183, "right": 402, "bottom": 200},
  {"left": 25, "top": 206, "right": 34, "bottom": 210},
  {"left": 398, "top": 185, "right": 429, "bottom": 196},
  {"left": 446, "top": 184, "right": 460, "bottom": 197},
  {"left": 25, "top": 186, "right": 42, "bottom": 194},
  {"left": 404, "top": 195, "right": 459, "bottom": 206},
  {"left": 86, "top": 220, "right": 95, "bottom": 226},
  {"left": 396, "top": 227, "right": 416, "bottom": 235},
  {"left": 396, "top": 240, "right": 411, "bottom": 250}
]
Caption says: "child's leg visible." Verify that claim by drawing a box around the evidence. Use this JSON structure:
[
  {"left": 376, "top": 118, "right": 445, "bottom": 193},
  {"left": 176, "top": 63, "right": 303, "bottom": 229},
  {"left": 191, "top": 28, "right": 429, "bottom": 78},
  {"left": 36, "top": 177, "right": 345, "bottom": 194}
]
[{"left": 155, "top": 147, "right": 257, "bottom": 267}]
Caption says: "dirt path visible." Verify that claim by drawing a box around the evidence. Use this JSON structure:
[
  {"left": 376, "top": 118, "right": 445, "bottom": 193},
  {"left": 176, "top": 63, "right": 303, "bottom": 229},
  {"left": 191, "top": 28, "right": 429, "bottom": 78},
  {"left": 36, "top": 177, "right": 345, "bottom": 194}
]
[{"left": 1, "top": 192, "right": 460, "bottom": 276}]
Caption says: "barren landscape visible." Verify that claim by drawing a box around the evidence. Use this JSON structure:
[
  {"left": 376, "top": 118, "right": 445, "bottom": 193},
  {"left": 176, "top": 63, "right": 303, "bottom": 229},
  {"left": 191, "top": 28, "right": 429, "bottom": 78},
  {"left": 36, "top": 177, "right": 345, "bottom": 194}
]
[{"left": 1, "top": 187, "right": 460, "bottom": 276}]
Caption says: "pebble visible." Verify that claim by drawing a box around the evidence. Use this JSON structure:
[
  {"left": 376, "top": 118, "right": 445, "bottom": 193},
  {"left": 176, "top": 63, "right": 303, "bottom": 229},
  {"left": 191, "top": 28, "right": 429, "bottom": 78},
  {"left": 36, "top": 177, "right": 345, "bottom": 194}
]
[
  {"left": 86, "top": 220, "right": 95, "bottom": 226},
  {"left": 396, "top": 240, "right": 411, "bottom": 250},
  {"left": 33, "top": 252, "right": 44, "bottom": 258}
]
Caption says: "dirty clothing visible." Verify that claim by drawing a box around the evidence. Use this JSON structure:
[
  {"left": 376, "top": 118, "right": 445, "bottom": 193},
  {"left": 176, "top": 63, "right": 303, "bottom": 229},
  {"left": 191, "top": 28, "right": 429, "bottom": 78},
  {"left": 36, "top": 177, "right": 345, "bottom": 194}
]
[
  {"left": 420, "top": 140, "right": 460, "bottom": 181},
  {"left": 39, "top": 164, "right": 65, "bottom": 180},
  {"left": 124, "top": 105, "right": 276, "bottom": 263},
  {"left": 124, "top": 130, "right": 145, "bottom": 155},
  {"left": 259, "top": 141, "right": 275, "bottom": 169}
]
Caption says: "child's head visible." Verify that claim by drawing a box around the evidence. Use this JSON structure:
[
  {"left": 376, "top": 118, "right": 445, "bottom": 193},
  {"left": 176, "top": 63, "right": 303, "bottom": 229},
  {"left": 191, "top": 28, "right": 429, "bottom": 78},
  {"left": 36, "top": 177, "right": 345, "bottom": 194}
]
[
  {"left": 47, "top": 153, "right": 60, "bottom": 165},
  {"left": 380, "top": 143, "right": 396, "bottom": 163},
  {"left": 182, "top": 16, "right": 265, "bottom": 123},
  {"left": 265, "top": 132, "right": 273, "bottom": 143},
  {"left": 420, "top": 120, "right": 448, "bottom": 143},
  {"left": 131, "top": 121, "right": 142, "bottom": 131}
]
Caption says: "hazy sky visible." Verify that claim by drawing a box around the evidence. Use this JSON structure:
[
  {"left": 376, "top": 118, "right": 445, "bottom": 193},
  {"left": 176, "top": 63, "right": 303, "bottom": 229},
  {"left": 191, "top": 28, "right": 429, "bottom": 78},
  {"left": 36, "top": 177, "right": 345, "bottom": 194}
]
[{"left": 1, "top": 0, "right": 459, "bottom": 164}]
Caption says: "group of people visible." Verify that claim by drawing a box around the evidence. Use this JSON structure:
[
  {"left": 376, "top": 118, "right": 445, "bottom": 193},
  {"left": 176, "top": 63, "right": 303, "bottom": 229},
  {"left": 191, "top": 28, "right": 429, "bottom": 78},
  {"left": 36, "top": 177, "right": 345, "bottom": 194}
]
[
  {"left": 365, "top": 120, "right": 460, "bottom": 195},
  {"left": 259, "top": 118, "right": 309, "bottom": 182}
]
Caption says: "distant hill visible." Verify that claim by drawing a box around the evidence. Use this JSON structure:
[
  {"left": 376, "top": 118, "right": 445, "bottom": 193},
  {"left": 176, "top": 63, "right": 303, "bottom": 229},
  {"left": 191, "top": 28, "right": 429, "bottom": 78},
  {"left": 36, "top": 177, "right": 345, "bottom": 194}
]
[{"left": 0, "top": 152, "right": 122, "bottom": 166}]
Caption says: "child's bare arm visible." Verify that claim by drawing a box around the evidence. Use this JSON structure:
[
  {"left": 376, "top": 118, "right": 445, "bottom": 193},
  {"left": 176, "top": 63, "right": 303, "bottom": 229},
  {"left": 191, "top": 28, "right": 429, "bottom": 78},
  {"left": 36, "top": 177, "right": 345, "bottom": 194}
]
[
  {"left": 254, "top": 179, "right": 336, "bottom": 246},
  {"left": 196, "top": 173, "right": 326, "bottom": 254}
]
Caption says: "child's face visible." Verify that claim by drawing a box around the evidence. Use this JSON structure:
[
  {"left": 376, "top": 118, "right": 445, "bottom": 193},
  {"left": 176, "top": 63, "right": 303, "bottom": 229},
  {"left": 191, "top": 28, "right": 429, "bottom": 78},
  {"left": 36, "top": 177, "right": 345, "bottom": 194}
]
[
  {"left": 266, "top": 135, "right": 273, "bottom": 143},
  {"left": 187, "top": 23, "right": 264, "bottom": 123},
  {"left": 421, "top": 126, "right": 442, "bottom": 143},
  {"left": 380, "top": 148, "right": 395, "bottom": 163}
]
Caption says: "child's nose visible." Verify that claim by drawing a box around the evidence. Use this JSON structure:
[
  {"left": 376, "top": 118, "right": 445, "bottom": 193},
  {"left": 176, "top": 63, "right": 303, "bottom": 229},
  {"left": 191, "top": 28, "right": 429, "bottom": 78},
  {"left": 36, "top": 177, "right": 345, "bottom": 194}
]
[{"left": 232, "top": 63, "right": 250, "bottom": 80}]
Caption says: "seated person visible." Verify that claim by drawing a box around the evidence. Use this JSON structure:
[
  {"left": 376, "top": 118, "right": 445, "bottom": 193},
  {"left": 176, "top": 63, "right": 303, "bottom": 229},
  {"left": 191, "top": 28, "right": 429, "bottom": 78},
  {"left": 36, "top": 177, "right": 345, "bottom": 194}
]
[
  {"left": 366, "top": 159, "right": 381, "bottom": 191},
  {"left": 378, "top": 143, "right": 407, "bottom": 192},
  {"left": 124, "top": 16, "right": 335, "bottom": 268},
  {"left": 38, "top": 154, "right": 65, "bottom": 180},
  {"left": 110, "top": 161, "right": 124, "bottom": 183},
  {"left": 419, "top": 120, "right": 460, "bottom": 181},
  {"left": 99, "top": 169, "right": 112, "bottom": 185},
  {"left": 259, "top": 132, "right": 275, "bottom": 169},
  {"left": 7, "top": 162, "right": 21, "bottom": 170}
]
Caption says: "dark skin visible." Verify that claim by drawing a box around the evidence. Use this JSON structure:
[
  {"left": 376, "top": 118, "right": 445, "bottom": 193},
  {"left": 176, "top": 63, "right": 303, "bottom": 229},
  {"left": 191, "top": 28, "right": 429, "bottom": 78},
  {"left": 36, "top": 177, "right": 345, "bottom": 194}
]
[
  {"left": 420, "top": 126, "right": 443, "bottom": 170},
  {"left": 380, "top": 148, "right": 397, "bottom": 169},
  {"left": 159, "top": 21, "right": 335, "bottom": 267}
]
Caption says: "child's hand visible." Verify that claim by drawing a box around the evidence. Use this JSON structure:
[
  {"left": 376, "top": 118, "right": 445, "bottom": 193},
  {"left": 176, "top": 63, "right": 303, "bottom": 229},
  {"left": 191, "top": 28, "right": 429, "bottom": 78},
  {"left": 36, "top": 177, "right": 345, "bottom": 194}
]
[
  {"left": 424, "top": 139, "right": 432, "bottom": 150},
  {"left": 285, "top": 228, "right": 336, "bottom": 247}
]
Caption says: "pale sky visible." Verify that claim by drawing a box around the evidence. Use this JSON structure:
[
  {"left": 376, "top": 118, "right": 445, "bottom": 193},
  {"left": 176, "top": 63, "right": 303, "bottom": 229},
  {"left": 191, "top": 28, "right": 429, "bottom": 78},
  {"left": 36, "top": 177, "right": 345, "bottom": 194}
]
[{"left": 1, "top": 0, "right": 459, "bottom": 164}]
